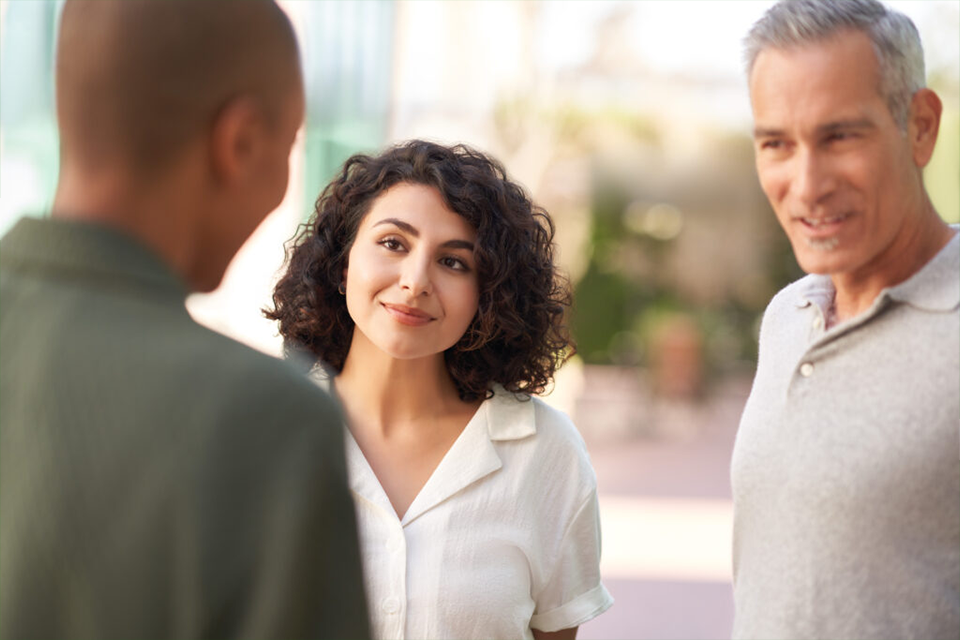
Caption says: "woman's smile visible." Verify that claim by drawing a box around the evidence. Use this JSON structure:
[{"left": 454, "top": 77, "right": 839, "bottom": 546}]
[
  {"left": 381, "top": 302, "right": 435, "bottom": 326},
  {"left": 343, "top": 182, "right": 480, "bottom": 361}
]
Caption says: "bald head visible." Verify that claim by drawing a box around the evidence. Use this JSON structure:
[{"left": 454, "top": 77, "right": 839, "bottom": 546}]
[{"left": 56, "top": 0, "right": 302, "bottom": 173}]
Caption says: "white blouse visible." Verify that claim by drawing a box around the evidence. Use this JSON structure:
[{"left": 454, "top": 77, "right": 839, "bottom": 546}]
[{"left": 340, "top": 386, "right": 613, "bottom": 640}]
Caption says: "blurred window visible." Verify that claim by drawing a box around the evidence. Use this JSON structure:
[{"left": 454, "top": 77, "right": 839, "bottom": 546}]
[
  {"left": 298, "top": 0, "right": 395, "bottom": 216},
  {"left": 0, "top": 1, "right": 396, "bottom": 234},
  {"left": 0, "top": 0, "right": 61, "bottom": 236}
]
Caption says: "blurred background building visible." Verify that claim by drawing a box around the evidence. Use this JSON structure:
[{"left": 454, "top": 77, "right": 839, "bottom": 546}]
[{"left": 2, "top": 1, "right": 958, "bottom": 637}]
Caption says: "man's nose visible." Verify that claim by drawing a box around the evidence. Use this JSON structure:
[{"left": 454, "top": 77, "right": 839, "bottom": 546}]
[{"left": 791, "top": 147, "right": 836, "bottom": 209}]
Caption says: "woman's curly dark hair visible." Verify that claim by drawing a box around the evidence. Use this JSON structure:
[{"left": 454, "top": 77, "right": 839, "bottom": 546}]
[{"left": 265, "top": 139, "right": 573, "bottom": 402}]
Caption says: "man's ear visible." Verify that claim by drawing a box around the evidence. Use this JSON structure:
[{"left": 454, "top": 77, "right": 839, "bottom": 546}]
[
  {"left": 209, "top": 96, "right": 263, "bottom": 184},
  {"left": 908, "top": 88, "right": 942, "bottom": 168}
]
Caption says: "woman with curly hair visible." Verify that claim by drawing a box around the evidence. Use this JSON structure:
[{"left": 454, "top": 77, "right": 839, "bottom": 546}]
[{"left": 266, "top": 140, "right": 612, "bottom": 639}]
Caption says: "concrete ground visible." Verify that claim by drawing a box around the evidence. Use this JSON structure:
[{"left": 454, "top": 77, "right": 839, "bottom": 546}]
[{"left": 577, "top": 377, "right": 751, "bottom": 640}]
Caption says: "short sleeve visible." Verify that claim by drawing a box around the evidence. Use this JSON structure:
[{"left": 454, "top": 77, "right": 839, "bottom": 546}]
[{"left": 530, "top": 490, "right": 614, "bottom": 632}]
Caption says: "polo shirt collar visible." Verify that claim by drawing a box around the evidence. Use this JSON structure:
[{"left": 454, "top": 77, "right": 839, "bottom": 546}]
[
  {"left": 792, "top": 225, "right": 960, "bottom": 313},
  {"left": 886, "top": 228, "right": 959, "bottom": 312},
  {"left": 794, "top": 274, "right": 834, "bottom": 311}
]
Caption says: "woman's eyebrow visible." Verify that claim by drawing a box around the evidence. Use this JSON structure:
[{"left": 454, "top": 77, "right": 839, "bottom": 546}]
[
  {"left": 441, "top": 239, "right": 474, "bottom": 251},
  {"left": 373, "top": 218, "right": 475, "bottom": 251},
  {"left": 373, "top": 217, "right": 419, "bottom": 235}
]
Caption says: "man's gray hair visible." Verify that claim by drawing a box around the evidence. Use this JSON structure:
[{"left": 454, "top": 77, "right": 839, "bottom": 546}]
[{"left": 744, "top": 0, "right": 925, "bottom": 130}]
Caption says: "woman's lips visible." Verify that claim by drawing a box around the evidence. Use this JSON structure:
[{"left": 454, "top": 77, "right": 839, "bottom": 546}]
[{"left": 381, "top": 303, "right": 434, "bottom": 326}]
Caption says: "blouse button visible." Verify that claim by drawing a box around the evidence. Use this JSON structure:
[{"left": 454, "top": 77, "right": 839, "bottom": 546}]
[
  {"left": 799, "top": 362, "right": 814, "bottom": 377},
  {"left": 813, "top": 316, "right": 823, "bottom": 329},
  {"left": 382, "top": 597, "right": 400, "bottom": 614}
]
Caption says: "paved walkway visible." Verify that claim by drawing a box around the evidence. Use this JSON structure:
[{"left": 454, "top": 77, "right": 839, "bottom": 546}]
[{"left": 578, "top": 377, "right": 751, "bottom": 640}]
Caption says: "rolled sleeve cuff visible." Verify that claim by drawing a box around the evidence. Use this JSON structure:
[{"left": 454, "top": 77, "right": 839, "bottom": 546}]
[{"left": 530, "top": 583, "right": 615, "bottom": 632}]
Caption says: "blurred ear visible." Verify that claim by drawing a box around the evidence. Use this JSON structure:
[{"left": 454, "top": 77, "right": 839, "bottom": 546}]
[
  {"left": 908, "top": 88, "right": 942, "bottom": 168},
  {"left": 209, "top": 96, "right": 264, "bottom": 184}
]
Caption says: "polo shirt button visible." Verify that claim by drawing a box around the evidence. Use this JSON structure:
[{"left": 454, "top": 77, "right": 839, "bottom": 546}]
[
  {"left": 813, "top": 316, "right": 823, "bottom": 329},
  {"left": 799, "top": 362, "right": 814, "bottom": 377},
  {"left": 382, "top": 597, "right": 400, "bottom": 614}
]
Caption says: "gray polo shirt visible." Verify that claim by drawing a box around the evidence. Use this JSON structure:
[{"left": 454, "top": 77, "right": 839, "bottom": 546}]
[{"left": 731, "top": 229, "right": 960, "bottom": 640}]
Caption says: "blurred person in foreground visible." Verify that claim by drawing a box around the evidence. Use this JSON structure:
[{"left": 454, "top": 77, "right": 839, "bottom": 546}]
[
  {"left": 266, "top": 140, "right": 613, "bottom": 639},
  {"left": 0, "top": 1, "right": 368, "bottom": 638},
  {"left": 732, "top": 0, "right": 959, "bottom": 638}
]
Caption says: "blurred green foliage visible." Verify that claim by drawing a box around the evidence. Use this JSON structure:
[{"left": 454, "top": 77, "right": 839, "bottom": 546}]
[{"left": 571, "top": 172, "right": 800, "bottom": 379}]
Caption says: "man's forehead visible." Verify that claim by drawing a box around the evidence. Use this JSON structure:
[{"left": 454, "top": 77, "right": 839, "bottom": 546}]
[
  {"left": 749, "top": 29, "right": 881, "bottom": 85},
  {"left": 748, "top": 33, "right": 887, "bottom": 125}
]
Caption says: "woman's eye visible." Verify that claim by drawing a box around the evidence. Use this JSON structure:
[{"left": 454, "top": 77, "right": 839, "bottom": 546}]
[
  {"left": 378, "top": 237, "right": 404, "bottom": 251},
  {"left": 441, "top": 256, "right": 469, "bottom": 272}
]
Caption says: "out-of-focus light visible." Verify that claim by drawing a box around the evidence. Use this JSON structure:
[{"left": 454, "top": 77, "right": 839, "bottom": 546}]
[
  {"left": 624, "top": 200, "right": 684, "bottom": 241},
  {"left": 599, "top": 495, "right": 733, "bottom": 582}
]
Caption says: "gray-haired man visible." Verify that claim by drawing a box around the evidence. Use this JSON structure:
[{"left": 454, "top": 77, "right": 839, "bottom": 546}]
[{"left": 732, "top": 0, "right": 959, "bottom": 638}]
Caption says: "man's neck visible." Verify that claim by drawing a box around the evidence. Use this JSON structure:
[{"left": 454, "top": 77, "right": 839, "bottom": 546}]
[
  {"left": 52, "top": 163, "right": 210, "bottom": 291},
  {"left": 831, "top": 214, "right": 956, "bottom": 323}
]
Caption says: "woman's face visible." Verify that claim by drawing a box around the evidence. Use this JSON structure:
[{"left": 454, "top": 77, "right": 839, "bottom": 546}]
[{"left": 343, "top": 182, "right": 480, "bottom": 361}]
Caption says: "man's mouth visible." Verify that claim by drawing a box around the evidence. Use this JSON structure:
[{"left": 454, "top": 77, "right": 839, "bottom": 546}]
[{"left": 798, "top": 212, "right": 853, "bottom": 229}]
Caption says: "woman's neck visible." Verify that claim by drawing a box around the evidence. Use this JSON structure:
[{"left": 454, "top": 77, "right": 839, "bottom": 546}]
[
  {"left": 335, "top": 332, "right": 471, "bottom": 437},
  {"left": 335, "top": 331, "right": 484, "bottom": 520}
]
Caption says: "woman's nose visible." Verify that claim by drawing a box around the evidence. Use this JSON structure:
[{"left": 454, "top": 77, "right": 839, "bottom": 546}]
[{"left": 398, "top": 255, "right": 433, "bottom": 296}]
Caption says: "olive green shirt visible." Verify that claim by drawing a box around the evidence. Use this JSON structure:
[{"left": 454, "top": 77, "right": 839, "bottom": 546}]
[{"left": 0, "top": 217, "right": 369, "bottom": 639}]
